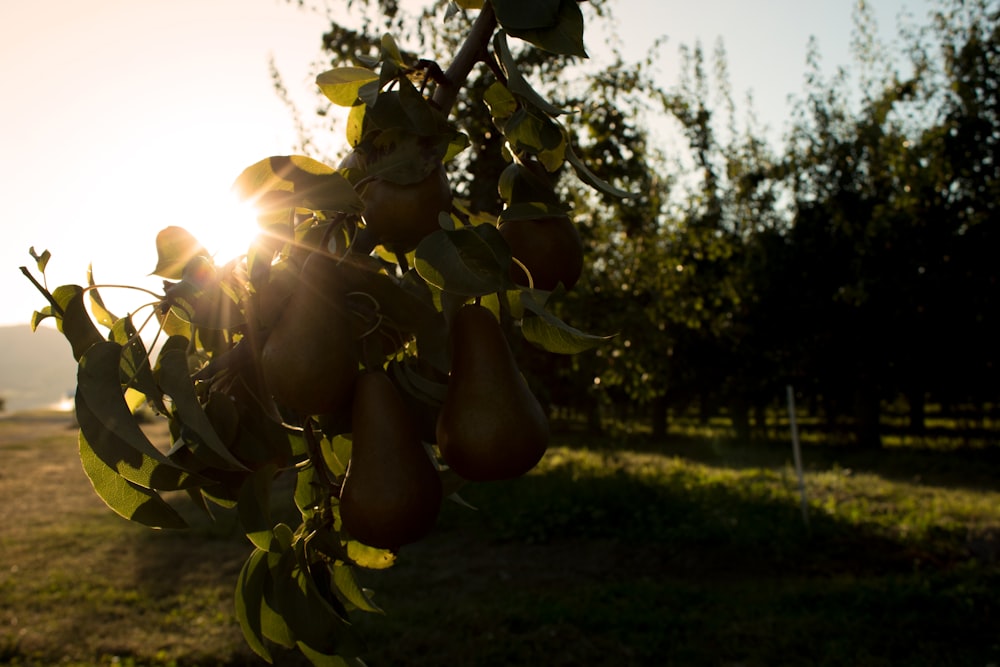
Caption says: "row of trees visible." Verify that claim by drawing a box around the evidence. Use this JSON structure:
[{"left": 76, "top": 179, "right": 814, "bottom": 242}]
[{"left": 292, "top": 0, "right": 998, "bottom": 447}]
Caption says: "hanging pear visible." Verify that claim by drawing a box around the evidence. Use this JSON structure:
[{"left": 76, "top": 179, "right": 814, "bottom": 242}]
[
  {"left": 259, "top": 252, "right": 359, "bottom": 416},
  {"left": 340, "top": 370, "right": 443, "bottom": 549},
  {"left": 436, "top": 303, "right": 550, "bottom": 482}
]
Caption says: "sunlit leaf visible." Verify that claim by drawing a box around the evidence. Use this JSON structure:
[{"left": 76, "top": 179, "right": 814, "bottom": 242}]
[
  {"left": 29, "top": 246, "right": 51, "bottom": 273},
  {"left": 79, "top": 430, "right": 187, "bottom": 529},
  {"left": 50, "top": 284, "right": 104, "bottom": 361},
  {"left": 484, "top": 81, "right": 518, "bottom": 121},
  {"left": 233, "top": 156, "right": 363, "bottom": 214},
  {"left": 316, "top": 67, "right": 379, "bottom": 106},
  {"left": 153, "top": 226, "right": 210, "bottom": 280},
  {"left": 86, "top": 264, "right": 116, "bottom": 328},
  {"left": 344, "top": 540, "right": 396, "bottom": 570},
  {"left": 346, "top": 103, "right": 366, "bottom": 147}
]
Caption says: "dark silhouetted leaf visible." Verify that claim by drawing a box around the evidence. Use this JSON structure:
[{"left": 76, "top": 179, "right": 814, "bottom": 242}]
[
  {"left": 156, "top": 340, "right": 248, "bottom": 471},
  {"left": 492, "top": 0, "right": 560, "bottom": 30},
  {"left": 505, "top": 0, "right": 588, "bottom": 57},
  {"left": 76, "top": 341, "right": 196, "bottom": 490},
  {"left": 414, "top": 226, "right": 511, "bottom": 296},
  {"left": 521, "top": 296, "right": 613, "bottom": 353},
  {"left": 239, "top": 464, "right": 277, "bottom": 551},
  {"left": 235, "top": 548, "right": 273, "bottom": 663}
]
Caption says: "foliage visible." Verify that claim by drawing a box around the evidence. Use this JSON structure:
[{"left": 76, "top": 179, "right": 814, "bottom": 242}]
[{"left": 20, "top": 2, "right": 628, "bottom": 664}]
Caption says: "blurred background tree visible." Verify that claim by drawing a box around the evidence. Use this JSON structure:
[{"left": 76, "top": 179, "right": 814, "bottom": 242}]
[{"left": 285, "top": 0, "right": 1000, "bottom": 448}]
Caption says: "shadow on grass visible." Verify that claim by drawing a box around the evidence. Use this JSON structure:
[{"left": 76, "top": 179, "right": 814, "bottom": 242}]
[
  {"left": 592, "top": 429, "right": 1000, "bottom": 494},
  {"left": 344, "top": 453, "right": 1000, "bottom": 667},
  {"left": 14, "top": 428, "right": 996, "bottom": 667}
]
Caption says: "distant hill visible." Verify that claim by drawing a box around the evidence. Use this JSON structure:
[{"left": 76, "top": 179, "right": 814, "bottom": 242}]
[{"left": 0, "top": 324, "right": 77, "bottom": 413}]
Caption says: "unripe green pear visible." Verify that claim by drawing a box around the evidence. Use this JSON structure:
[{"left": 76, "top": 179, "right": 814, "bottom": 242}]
[
  {"left": 499, "top": 216, "right": 584, "bottom": 291},
  {"left": 340, "top": 371, "right": 443, "bottom": 549},
  {"left": 435, "top": 304, "right": 550, "bottom": 481},
  {"left": 259, "top": 253, "right": 358, "bottom": 416}
]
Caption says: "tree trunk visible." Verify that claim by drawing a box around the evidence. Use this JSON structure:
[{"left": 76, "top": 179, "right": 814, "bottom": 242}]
[
  {"left": 651, "top": 395, "right": 668, "bottom": 439},
  {"left": 907, "top": 388, "right": 926, "bottom": 434},
  {"left": 853, "top": 383, "right": 882, "bottom": 448}
]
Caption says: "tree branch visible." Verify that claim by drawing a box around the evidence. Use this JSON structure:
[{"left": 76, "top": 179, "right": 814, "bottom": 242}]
[{"left": 432, "top": 3, "right": 497, "bottom": 115}]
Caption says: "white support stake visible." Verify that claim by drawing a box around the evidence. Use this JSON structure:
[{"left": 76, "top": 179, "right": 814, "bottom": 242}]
[{"left": 786, "top": 385, "right": 809, "bottom": 528}]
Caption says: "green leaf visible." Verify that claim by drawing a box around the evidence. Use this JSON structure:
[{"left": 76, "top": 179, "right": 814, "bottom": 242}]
[
  {"left": 86, "top": 264, "right": 116, "bottom": 328},
  {"left": 153, "top": 226, "right": 210, "bottom": 280},
  {"left": 232, "top": 156, "right": 364, "bottom": 214},
  {"left": 520, "top": 296, "right": 613, "bottom": 353},
  {"left": 156, "top": 341, "right": 248, "bottom": 471},
  {"left": 503, "top": 107, "right": 564, "bottom": 156},
  {"left": 332, "top": 564, "right": 383, "bottom": 614},
  {"left": 505, "top": 0, "right": 588, "bottom": 57},
  {"left": 565, "top": 141, "right": 633, "bottom": 199},
  {"left": 414, "top": 226, "right": 511, "bottom": 296},
  {"left": 264, "top": 546, "right": 366, "bottom": 659},
  {"left": 261, "top": 553, "right": 297, "bottom": 649},
  {"left": 29, "top": 246, "right": 51, "bottom": 273},
  {"left": 235, "top": 548, "right": 273, "bottom": 663},
  {"left": 239, "top": 465, "right": 277, "bottom": 551},
  {"left": 494, "top": 32, "right": 567, "bottom": 117},
  {"left": 346, "top": 103, "right": 366, "bottom": 148},
  {"left": 316, "top": 67, "right": 379, "bottom": 106},
  {"left": 76, "top": 342, "right": 196, "bottom": 490},
  {"left": 380, "top": 33, "right": 404, "bottom": 66},
  {"left": 109, "top": 316, "right": 168, "bottom": 414},
  {"left": 79, "top": 430, "right": 187, "bottom": 529},
  {"left": 50, "top": 285, "right": 104, "bottom": 361},
  {"left": 492, "top": 0, "right": 560, "bottom": 30},
  {"left": 344, "top": 540, "right": 396, "bottom": 570},
  {"left": 484, "top": 81, "right": 518, "bottom": 121}
]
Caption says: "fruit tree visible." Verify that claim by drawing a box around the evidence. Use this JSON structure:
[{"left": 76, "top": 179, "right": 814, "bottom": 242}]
[{"left": 21, "top": 1, "right": 627, "bottom": 663}]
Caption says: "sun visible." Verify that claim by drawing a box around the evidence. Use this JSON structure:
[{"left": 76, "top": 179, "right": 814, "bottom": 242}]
[{"left": 187, "top": 189, "right": 265, "bottom": 266}]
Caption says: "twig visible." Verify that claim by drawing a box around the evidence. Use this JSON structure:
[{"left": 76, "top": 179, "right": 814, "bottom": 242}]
[
  {"left": 19, "top": 266, "right": 64, "bottom": 317},
  {"left": 431, "top": 3, "right": 497, "bottom": 115}
]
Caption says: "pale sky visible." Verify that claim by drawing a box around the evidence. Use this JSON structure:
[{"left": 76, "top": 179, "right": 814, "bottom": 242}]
[{"left": 0, "top": 0, "right": 934, "bottom": 328}]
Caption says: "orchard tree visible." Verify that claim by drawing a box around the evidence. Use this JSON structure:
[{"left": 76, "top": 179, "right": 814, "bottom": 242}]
[{"left": 21, "top": 2, "right": 627, "bottom": 663}]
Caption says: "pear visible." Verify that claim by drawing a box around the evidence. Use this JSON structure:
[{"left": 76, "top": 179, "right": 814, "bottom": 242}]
[
  {"left": 436, "top": 304, "right": 550, "bottom": 481},
  {"left": 260, "top": 253, "right": 358, "bottom": 416},
  {"left": 499, "top": 215, "right": 584, "bottom": 291},
  {"left": 340, "top": 371, "right": 443, "bottom": 549},
  {"left": 341, "top": 149, "right": 452, "bottom": 255}
]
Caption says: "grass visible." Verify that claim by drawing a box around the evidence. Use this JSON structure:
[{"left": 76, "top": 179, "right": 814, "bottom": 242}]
[{"left": 1, "top": 411, "right": 999, "bottom": 666}]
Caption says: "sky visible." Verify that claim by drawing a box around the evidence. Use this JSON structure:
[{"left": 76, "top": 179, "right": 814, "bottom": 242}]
[{"left": 0, "top": 0, "right": 935, "bottom": 329}]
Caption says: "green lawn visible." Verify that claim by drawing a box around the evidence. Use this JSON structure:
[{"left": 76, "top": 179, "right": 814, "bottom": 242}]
[{"left": 1, "top": 413, "right": 998, "bottom": 666}]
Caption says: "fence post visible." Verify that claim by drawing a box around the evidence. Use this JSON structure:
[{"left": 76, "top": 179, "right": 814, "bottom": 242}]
[{"left": 786, "top": 385, "right": 810, "bottom": 529}]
